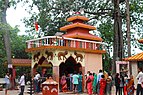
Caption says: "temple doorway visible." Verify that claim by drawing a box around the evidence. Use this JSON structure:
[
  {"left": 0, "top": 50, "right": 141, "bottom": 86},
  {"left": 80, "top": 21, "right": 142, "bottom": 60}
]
[
  {"left": 33, "top": 56, "right": 53, "bottom": 77},
  {"left": 59, "top": 56, "right": 82, "bottom": 77}
]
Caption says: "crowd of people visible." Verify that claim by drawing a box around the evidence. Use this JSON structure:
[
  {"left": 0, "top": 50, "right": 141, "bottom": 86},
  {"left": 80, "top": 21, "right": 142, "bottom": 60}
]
[
  {"left": 60, "top": 70, "right": 112, "bottom": 95},
  {"left": 3, "top": 67, "right": 143, "bottom": 95},
  {"left": 59, "top": 68, "right": 143, "bottom": 95}
]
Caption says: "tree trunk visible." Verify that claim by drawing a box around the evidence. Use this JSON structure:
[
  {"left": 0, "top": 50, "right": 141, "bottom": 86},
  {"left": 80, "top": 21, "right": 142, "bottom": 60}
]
[
  {"left": 1, "top": 0, "right": 12, "bottom": 72},
  {"left": 1, "top": 0, "right": 13, "bottom": 88},
  {"left": 112, "top": 0, "right": 124, "bottom": 74},
  {"left": 125, "top": 0, "right": 131, "bottom": 74}
]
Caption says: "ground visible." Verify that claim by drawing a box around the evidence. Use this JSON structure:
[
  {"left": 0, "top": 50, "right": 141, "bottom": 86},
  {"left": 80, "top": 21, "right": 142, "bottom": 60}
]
[{"left": 0, "top": 85, "right": 136, "bottom": 95}]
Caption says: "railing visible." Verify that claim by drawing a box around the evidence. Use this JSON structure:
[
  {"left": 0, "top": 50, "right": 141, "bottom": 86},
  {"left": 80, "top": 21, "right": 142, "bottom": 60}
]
[{"left": 26, "top": 36, "right": 106, "bottom": 50}]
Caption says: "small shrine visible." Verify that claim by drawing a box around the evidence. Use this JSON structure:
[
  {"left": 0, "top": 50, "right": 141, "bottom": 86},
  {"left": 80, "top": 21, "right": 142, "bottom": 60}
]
[
  {"left": 124, "top": 38, "right": 143, "bottom": 88},
  {"left": 25, "top": 15, "right": 106, "bottom": 90}
]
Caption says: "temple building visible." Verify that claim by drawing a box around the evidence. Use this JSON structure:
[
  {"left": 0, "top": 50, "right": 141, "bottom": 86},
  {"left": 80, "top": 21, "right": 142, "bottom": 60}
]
[
  {"left": 25, "top": 15, "right": 106, "bottom": 89},
  {"left": 123, "top": 38, "right": 143, "bottom": 88}
]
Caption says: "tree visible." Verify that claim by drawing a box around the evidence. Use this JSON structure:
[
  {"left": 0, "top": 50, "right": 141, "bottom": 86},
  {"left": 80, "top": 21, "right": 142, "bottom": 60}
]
[
  {"left": 10, "top": 26, "right": 31, "bottom": 59},
  {"left": 22, "top": 0, "right": 143, "bottom": 73},
  {"left": 0, "top": 0, "right": 13, "bottom": 73}
]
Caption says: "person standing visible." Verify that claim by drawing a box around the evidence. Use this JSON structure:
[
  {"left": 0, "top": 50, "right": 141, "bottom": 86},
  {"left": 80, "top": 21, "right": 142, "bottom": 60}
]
[
  {"left": 106, "top": 72, "right": 112, "bottom": 95},
  {"left": 34, "top": 71, "right": 41, "bottom": 93},
  {"left": 119, "top": 74, "right": 124, "bottom": 95},
  {"left": 123, "top": 74, "right": 128, "bottom": 95},
  {"left": 60, "top": 74, "right": 67, "bottom": 92},
  {"left": 19, "top": 73, "right": 25, "bottom": 95},
  {"left": 127, "top": 75, "right": 135, "bottom": 95},
  {"left": 99, "top": 75, "right": 106, "bottom": 95},
  {"left": 69, "top": 73, "right": 73, "bottom": 91},
  {"left": 136, "top": 68, "right": 143, "bottom": 95},
  {"left": 66, "top": 74, "right": 70, "bottom": 91},
  {"left": 86, "top": 73, "right": 94, "bottom": 95},
  {"left": 115, "top": 73, "right": 120, "bottom": 95},
  {"left": 92, "top": 73, "right": 97, "bottom": 94},
  {"left": 72, "top": 71, "right": 79, "bottom": 93},
  {"left": 4, "top": 72, "right": 10, "bottom": 95},
  {"left": 97, "top": 69, "right": 103, "bottom": 94},
  {"left": 77, "top": 71, "right": 82, "bottom": 93}
]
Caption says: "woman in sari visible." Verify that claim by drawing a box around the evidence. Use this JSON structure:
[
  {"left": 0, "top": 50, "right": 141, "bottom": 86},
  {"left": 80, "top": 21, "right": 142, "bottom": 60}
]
[
  {"left": 92, "top": 73, "right": 97, "bottom": 94},
  {"left": 86, "top": 73, "right": 94, "bottom": 95},
  {"left": 60, "top": 74, "right": 67, "bottom": 92},
  {"left": 127, "top": 75, "right": 135, "bottom": 95},
  {"left": 99, "top": 75, "right": 106, "bottom": 95}
]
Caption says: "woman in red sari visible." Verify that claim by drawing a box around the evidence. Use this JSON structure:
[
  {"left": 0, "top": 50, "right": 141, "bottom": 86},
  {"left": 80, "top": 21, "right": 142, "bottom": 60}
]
[
  {"left": 86, "top": 73, "right": 94, "bottom": 95},
  {"left": 99, "top": 75, "right": 106, "bottom": 95},
  {"left": 60, "top": 74, "right": 67, "bottom": 92}
]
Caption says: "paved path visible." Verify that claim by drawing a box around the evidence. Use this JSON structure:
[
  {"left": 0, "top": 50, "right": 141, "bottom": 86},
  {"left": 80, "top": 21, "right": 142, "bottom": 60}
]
[{"left": 0, "top": 86, "right": 136, "bottom": 95}]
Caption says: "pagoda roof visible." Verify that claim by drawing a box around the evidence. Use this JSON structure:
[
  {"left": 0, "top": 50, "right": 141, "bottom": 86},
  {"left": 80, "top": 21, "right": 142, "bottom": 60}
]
[
  {"left": 138, "top": 39, "right": 143, "bottom": 43},
  {"left": 63, "top": 32, "right": 103, "bottom": 41},
  {"left": 123, "top": 52, "right": 143, "bottom": 61},
  {"left": 67, "top": 15, "right": 89, "bottom": 22},
  {"left": 60, "top": 22, "right": 96, "bottom": 31}
]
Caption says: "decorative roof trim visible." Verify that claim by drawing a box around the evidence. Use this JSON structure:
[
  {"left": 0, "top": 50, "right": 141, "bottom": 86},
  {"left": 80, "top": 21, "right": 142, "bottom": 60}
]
[
  {"left": 63, "top": 34, "right": 103, "bottom": 41},
  {"left": 60, "top": 23, "right": 96, "bottom": 31},
  {"left": 26, "top": 46, "right": 106, "bottom": 54},
  {"left": 67, "top": 16, "right": 89, "bottom": 22},
  {"left": 138, "top": 39, "right": 143, "bottom": 43},
  {"left": 123, "top": 52, "right": 143, "bottom": 61}
]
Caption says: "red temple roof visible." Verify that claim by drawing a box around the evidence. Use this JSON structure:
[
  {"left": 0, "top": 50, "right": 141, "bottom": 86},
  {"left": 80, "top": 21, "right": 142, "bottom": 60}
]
[
  {"left": 63, "top": 31, "right": 103, "bottom": 41},
  {"left": 60, "top": 15, "right": 103, "bottom": 41},
  {"left": 138, "top": 39, "right": 143, "bottom": 43},
  {"left": 60, "top": 23, "right": 96, "bottom": 31},
  {"left": 67, "top": 15, "right": 89, "bottom": 22}
]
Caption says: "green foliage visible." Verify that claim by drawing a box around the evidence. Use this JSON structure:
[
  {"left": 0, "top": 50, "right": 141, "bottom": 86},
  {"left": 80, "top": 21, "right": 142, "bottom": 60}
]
[
  {"left": 98, "top": 21, "right": 114, "bottom": 58},
  {"left": 19, "top": 0, "right": 143, "bottom": 72},
  {"left": 103, "top": 54, "right": 112, "bottom": 72},
  {"left": 10, "top": 26, "right": 31, "bottom": 59},
  {"left": 23, "top": 0, "right": 113, "bottom": 36}
]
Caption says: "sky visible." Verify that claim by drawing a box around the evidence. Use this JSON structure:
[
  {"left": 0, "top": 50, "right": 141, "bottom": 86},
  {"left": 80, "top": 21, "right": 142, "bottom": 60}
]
[{"left": 6, "top": 2, "right": 32, "bottom": 35}]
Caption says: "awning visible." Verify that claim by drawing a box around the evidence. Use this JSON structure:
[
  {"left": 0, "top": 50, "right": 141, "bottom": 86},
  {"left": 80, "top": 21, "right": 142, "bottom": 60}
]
[
  {"left": 5, "top": 59, "right": 52, "bottom": 67},
  {"left": 124, "top": 52, "right": 143, "bottom": 61}
]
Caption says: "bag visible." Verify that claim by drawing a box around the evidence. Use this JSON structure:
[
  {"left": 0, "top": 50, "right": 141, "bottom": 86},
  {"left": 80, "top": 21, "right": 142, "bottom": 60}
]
[{"left": 86, "top": 77, "right": 91, "bottom": 83}]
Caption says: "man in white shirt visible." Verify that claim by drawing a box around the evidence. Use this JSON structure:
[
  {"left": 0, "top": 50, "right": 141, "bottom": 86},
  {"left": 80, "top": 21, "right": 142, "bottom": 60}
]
[
  {"left": 5, "top": 72, "right": 10, "bottom": 95},
  {"left": 136, "top": 68, "right": 143, "bottom": 95},
  {"left": 34, "top": 71, "right": 41, "bottom": 93},
  {"left": 19, "top": 73, "right": 25, "bottom": 95}
]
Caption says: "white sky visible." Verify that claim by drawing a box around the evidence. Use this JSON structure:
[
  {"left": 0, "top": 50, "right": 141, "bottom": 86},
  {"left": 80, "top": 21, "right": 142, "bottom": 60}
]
[{"left": 6, "top": 2, "right": 32, "bottom": 35}]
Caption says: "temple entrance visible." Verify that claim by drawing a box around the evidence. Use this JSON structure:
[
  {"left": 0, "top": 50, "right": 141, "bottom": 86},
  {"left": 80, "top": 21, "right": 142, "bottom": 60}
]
[
  {"left": 33, "top": 56, "right": 53, "bottom": 77},
  {"left": 59, "top": 56, "right": 82, "bottom": 77},
  {"left": 59, "top": 56, "right": 82, "bottom": 92}
]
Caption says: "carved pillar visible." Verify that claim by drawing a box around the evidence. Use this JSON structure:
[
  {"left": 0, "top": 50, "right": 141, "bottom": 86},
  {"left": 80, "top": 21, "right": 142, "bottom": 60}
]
[
  {"left": 53, "top": 66, "right": 59, "bottom": 83},
  {"left": 82, "top": 66, "right": 85, "bottom": 92}
]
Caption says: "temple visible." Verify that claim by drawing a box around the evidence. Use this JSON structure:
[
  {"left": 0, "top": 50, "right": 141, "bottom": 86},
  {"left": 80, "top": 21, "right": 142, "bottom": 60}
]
[
  {"left": 123, "top": 38, "right": 143, "bottom": 88},
  {"left": 25, "top": 15, "right": 106, "bottom": 90}
]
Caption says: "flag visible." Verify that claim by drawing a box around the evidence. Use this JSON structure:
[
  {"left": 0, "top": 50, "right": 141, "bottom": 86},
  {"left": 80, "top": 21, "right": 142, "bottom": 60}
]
[{"left": 35, "top": 22, "right": 39, "bottom": 31}]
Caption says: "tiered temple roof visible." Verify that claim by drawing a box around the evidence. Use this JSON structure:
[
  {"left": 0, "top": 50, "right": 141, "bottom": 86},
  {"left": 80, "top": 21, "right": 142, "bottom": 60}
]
[{"left": 60, "top": 15, "right": 102, "bottom": 41}]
